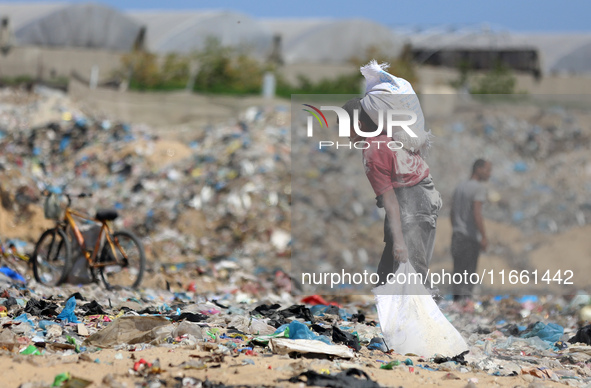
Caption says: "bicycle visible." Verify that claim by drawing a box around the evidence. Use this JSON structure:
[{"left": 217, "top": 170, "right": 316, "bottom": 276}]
[{"left": 32, "top": 191, "right": 146, "bottom": 289}]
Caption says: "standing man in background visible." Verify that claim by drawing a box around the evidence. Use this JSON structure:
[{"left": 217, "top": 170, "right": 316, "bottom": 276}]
[{"left": 450, "top": 159, "right": 492, "bottom": 300}]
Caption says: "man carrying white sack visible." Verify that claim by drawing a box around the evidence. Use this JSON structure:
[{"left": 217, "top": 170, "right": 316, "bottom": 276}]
[{"left": 342, "top": 60, "right": 442, "bottom": 286}]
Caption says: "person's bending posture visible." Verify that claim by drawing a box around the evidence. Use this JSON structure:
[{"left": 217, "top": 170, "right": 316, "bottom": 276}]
[{"left": 343, "top": 61, "right": 442, "bottom": 285}]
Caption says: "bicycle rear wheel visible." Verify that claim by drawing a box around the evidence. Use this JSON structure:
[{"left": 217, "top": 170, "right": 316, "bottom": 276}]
[
  {"left": 32, "top": 228, "right": 71, "bottom": 286},
  {"left": 99, "top": 230, "right": 145, "bottom": 290}
]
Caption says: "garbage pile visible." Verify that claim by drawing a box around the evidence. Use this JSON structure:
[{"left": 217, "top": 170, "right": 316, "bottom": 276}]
[
  {"left": 428, "top": 100, "right": 591, "bottom": 235},
  {"left": 0, "top": 86, "right": 291, "bottom": 286},
  {"left": 0, "top": 276, "right": 590, "bottom": 387},
  {"left": 1, "top": 85, "right": 590, "bottom": 386},
  {"left": 290, "top": 97, "right": 591, "bottom": 293}
]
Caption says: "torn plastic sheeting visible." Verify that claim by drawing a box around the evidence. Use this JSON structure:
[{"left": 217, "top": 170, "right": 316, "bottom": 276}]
[
  {"left": 568, "top": 324, "right": 591, "bottom": 345},
  {"left": 280, "top": 305, "right": 314, "bottom": 322},
  {"left": 311, "top": 324, "right": 332, "bottom": 337},
  {"left": 24, "top": 298, "right": 59, "bottom": 317},
  {"left": 79, "top": 300, "right": 107, "bottom": 316},
  {"left": 228, "top": 315, "right": 276, "bottom": 335},
  {"left": 433, "top": 350, "right": 469, "bottom": 365},
  {"left": 84, "top": 316, "right": 171, "bottom": 348},
  {"left": 332, "top": 326, "right": 361, "bottom": 351},
  {"left": 21, "top": 344, "right": 42, "bottom": 355},
  {"left": 520, "top": 322, "right": 564, "bottom": 343},
  {"left": 269, "top": 338, "right": 354, "bottom": 359},
  {"left": 288, "top": 321, "right": 331, "bottom": 344},
  {"left": 367, "top": 337, "right": 388, "bottom": 352},
  {"left": 14, "top": 313, "right": 35, "bottom": 327},
  {"left": 0, "top": 329, "right": 18, "bottom": 351},
  {"left": 171, "top": 312, "right": 208, "bottom": 322},
  {"left": 286, "top": 368, "right": 381, "bottom": 388},
  {"left": 38, "top": 320, "right": 59, "bottom": 330},
  {"left": 173, "top": 321, "right": 204, "bottom": 339},
  {"left": 251, "top": 303, "right": 281, "bottom": 316},
  {"left": 301, "top": 295, "right": 341, "bottom": 307},
  {"left": 251, "top": 328, "right": 289, "bottom": 346},
  {"left": 0, "top": 266, "right": 26, "bottom": 283},
  {"left": 251, "top": 304, "right": 314, "bottom": 327}
]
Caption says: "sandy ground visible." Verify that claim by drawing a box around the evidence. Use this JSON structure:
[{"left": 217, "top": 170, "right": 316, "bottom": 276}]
[{"left": 2, "top": 347, "right": 566, "bottom": 388}]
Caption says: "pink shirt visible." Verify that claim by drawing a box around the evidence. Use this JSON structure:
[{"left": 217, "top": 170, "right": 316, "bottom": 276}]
[{"left": 362, "top": 134, "right": 430, "bottom": 196}]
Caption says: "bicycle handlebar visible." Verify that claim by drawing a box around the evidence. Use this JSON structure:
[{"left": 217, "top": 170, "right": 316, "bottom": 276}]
[{"left": 42, "top": 190, "right": 93, "bottom": 206}]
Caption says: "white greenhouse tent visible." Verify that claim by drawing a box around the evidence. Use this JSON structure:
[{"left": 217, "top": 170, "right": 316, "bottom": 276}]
[
  {"left": 517, "top": 34, "right": 591, "bottom": 75},
  {"left": 404, "top": 27, "right": 591, "bottom": 76},
  {"left": 0, "top": 2, "right": 143, "bottom": 51},
  {"left": 128, "top": 10, "right": 273, "bottom": 56},
  {"left": 261, "top": 18, "right": 404, "bottom": 64}
]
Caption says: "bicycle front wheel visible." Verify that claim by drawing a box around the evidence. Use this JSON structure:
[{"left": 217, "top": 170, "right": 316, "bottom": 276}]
[
  {"left": 32, "top": 228, "right": 71, "bottom": 286},
  {"left": 99, "top": 230, "right": 145, "bottom": 290}
]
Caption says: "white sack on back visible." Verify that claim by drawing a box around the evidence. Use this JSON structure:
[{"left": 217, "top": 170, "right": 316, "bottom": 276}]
[{"left": 360, "top": 60, "right": 432, "bottom": 156}]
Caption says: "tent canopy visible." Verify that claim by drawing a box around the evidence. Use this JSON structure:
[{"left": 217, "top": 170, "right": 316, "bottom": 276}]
[
  {"left": 405, "top": 28, "right": 591, "bottom": 75},
  {"left": 262, "top": 18, "right": 404, "bottom": 65},
  {"left": 0, "top": 2, "right": 143, "bottom": 51},
  {"left": 128, "top": 10, "right": 273, "bottom": 56}
]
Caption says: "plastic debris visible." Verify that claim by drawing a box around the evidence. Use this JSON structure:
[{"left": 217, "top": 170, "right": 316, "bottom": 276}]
[
  {"left": 57, "top": 296, "right": 80, "bottom": 323},
  {"left": 20, "top": 344, "right": 42, "bottom": 355},
  {"left": 520, "top": 321, "right": 564, "bottom": 343},
  {"left": 85, "top": 316, "right": 171, "bottom": 348},
  {"left": 285, "top": 368, "right": 381, "bottom": 388},
  {"left": 269, "top": 338, "right": 354, "bottom": 359}
]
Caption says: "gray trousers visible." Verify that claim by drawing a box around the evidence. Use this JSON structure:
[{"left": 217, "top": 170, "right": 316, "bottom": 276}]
[
  {"left": 376, "top": 176, "right": 441, "bottom": 286},
  {"left": 378, "top": 218, "right": 437, "bottom": 285},
  {"left": 451, "top": 232, "right": 480, "bottom": 296}
]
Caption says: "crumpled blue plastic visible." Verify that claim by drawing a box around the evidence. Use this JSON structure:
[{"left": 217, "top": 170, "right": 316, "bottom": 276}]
[
  {"left": 0, "top": 266, "right": 26, "bottom": 283},
  {"left": 286, "top": 321, "right": 331, "bottom": 344},
  {"left": 309, "top": 305, "right": 349, "bottom": 320},
  {"left": 57, "top": 296, "right": 80, "bottom": 323},
  {"left": 521, "top": 322, "right": 563, "bottom": 343},
  {"left": 367, "top": 337, "right": 388, "bottom": 352},
  {"left": 14, "top": 313, "right": 34, "bottom": 327}
]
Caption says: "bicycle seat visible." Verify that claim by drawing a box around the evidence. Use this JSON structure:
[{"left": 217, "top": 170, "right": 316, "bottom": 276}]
[{"left": 96, "top": 209, "right": 119, "bottom": 221}]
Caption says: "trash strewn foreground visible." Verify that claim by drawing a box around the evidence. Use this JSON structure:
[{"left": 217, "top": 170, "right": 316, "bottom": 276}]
[
  {"left": 1, "top": 279, "right": 591, "bottom": 387},
  {"left": 0, "top": 87, "right": 590, "bottom": 387}
]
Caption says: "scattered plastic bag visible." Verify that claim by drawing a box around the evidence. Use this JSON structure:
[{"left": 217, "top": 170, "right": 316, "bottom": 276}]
[
  {"left": 521, "top": 322, "right": 563, "bottom": 343},
  {"left": 57, "top": 296, "right": 80, "bottom": 323},
  {"left": 0, "top": 266, "right": 26, "bottom": 283},
  {"left": 367, "top": 337, "right": 388, "bottom": 352},
  {"left": 269, "top": 338, "right": 354, "bottom": 359},
  {"left": 288, "top": 321, "right": 331, "bottom": 344},
  {"left": 373, "top": 262, "right": 468, "bottom": 357},
  {"left": 52, "top": 372, "right": 70, "bottom": 387},
  {"left": 569, "top": 324, "right": 591, "bottom": 345},
  {"left": 0, "top": 329, "right": 18, "bottom": 351},
  {"left": 228, "top": 315, "right": 275, "bottom": 335},
  {"left": 286, "top": 368, "right": 380, "bottom": 388},
  {"left": 173, "top": 321, "right": 203, "bottom": 339},
  {"left": 85, "top": 316, "right": 171, "bottom": 348},
  {"left": 21, "top": 344, "right": 42, "bottom": 355}
]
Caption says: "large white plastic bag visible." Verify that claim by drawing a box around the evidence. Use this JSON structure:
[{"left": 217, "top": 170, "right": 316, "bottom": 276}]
[{"left": 373, "top": 262, "right": 468, "bottom": 357}]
